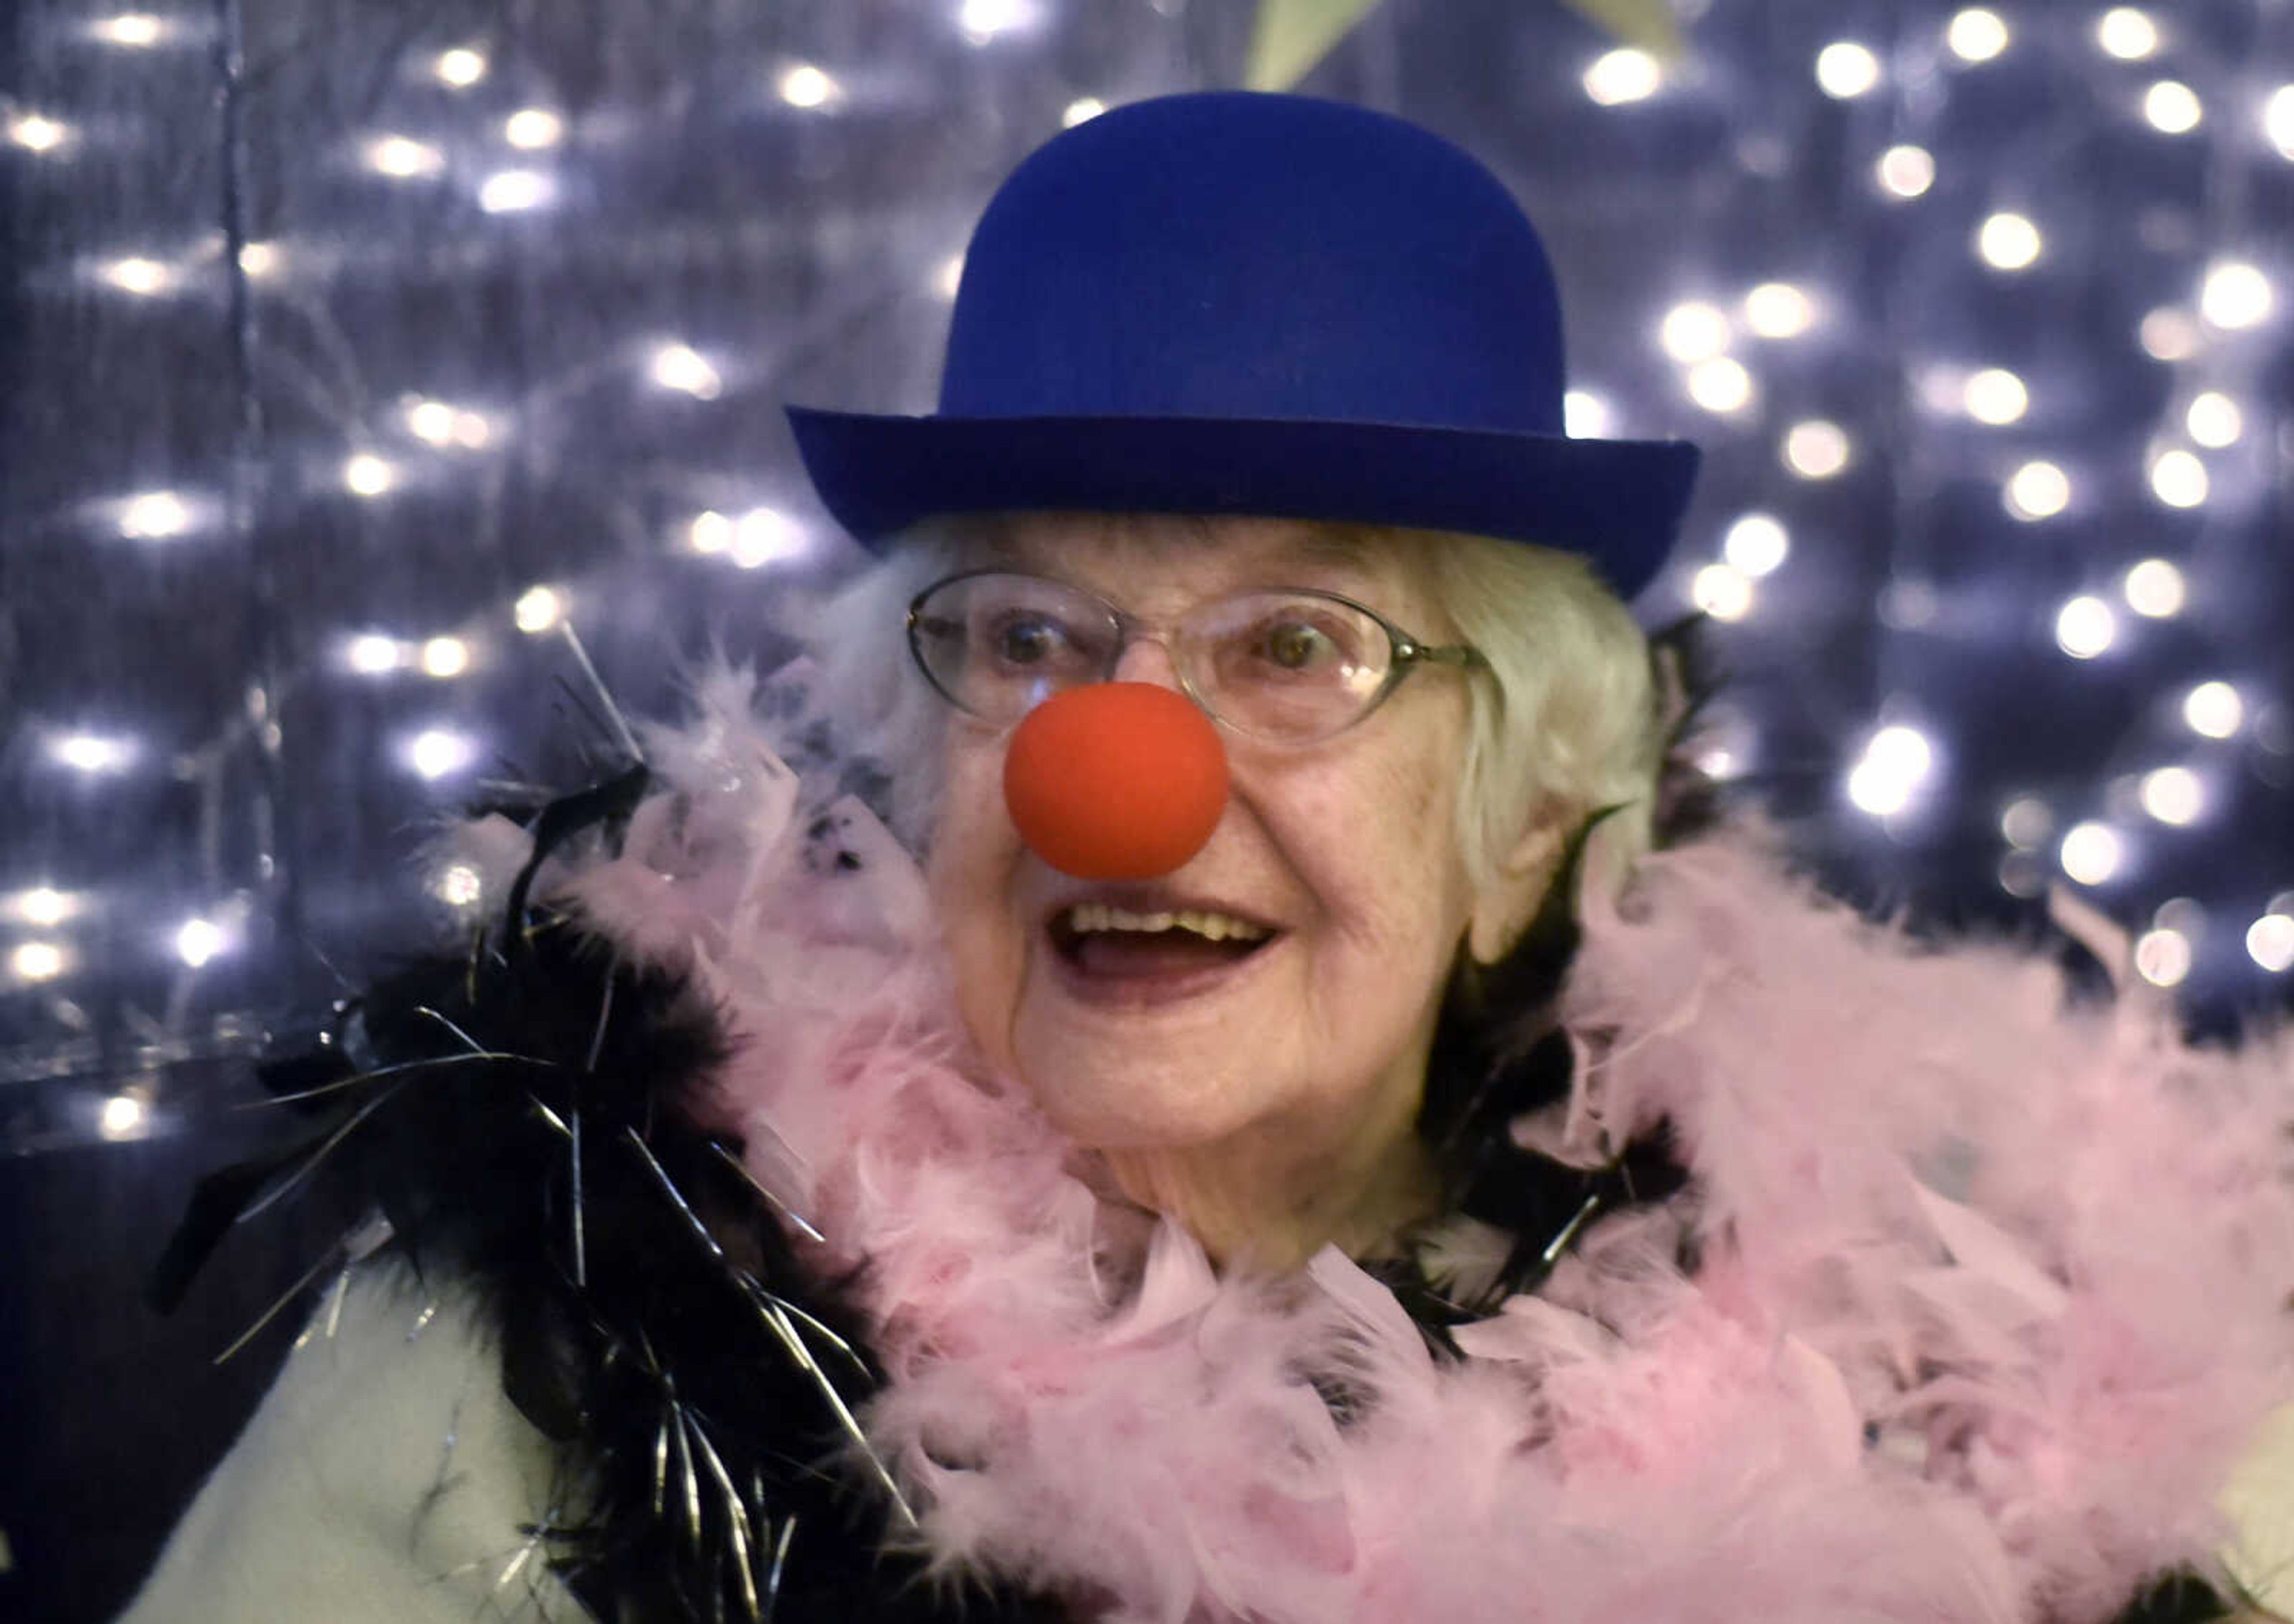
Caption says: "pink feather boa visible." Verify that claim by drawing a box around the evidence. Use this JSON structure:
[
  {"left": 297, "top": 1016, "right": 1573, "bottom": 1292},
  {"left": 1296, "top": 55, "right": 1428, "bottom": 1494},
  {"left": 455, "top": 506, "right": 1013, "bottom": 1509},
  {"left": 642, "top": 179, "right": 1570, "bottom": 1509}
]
[{"left": 491, "top": 668, "right": 2294, "bottom": 1623}]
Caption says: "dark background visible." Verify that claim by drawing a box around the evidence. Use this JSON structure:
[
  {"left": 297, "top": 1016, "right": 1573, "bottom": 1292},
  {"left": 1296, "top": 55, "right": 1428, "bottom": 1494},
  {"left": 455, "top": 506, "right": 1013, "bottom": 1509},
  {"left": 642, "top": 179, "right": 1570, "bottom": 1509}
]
[{"left": 4, "top": 1, "right": 2290, "bottom": 1617}]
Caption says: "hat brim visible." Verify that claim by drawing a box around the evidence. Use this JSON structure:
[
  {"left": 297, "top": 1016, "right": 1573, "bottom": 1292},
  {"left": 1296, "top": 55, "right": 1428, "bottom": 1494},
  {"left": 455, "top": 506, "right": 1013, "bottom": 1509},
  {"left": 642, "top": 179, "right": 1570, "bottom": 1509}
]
[{"left": 787, "top": 407, "right": 1700, "bottom": 602}]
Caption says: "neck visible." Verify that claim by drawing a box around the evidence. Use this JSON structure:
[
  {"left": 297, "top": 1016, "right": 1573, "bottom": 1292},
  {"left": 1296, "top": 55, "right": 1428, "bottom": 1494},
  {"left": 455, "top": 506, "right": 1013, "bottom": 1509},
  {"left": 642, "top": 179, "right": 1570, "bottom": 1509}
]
[{"left": 1095, "top": 1080, "right": 1440, "bottom": 1274}]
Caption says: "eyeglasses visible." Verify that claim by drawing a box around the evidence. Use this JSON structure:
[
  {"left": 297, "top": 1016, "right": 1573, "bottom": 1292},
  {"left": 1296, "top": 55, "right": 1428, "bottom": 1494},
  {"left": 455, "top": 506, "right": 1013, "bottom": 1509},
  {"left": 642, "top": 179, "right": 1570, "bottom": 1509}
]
[{"left": 906, "top": 569, "right": 1484, "bottom": 745}]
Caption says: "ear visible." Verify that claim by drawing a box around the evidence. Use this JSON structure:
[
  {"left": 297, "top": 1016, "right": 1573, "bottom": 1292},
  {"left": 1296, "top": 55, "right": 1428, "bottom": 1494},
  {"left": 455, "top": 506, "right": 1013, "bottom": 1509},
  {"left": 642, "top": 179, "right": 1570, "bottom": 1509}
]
[{"left": 1463, "top": 808, "right": 1570, "bottom": 966}]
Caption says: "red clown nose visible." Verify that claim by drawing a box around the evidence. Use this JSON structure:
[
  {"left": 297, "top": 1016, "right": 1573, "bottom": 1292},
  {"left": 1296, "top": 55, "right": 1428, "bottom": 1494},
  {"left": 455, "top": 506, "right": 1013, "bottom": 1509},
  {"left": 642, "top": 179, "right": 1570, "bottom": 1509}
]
[{"left": 1002, "top": 683, "right": 1229, "bottom": 880}]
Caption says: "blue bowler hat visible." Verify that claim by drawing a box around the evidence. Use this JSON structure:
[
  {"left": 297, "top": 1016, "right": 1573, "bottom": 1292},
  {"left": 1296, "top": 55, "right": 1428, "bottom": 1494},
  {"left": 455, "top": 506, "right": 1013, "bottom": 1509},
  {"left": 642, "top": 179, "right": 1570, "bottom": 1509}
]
[{"left": 787, "top": 91, "right": 1700, "bottom": 600}]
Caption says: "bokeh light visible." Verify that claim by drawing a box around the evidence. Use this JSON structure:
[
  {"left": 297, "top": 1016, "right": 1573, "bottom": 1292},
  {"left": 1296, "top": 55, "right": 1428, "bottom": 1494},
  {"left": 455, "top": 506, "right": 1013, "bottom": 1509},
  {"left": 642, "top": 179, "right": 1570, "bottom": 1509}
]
[
  {"left": 2200, "top": 262, "right": 2273, "bottom": 330},
  {"left": 2148, "top": 448, "right": 2208, "bottom": 508},
  {"left": 1722, "top": 514, "right": 1789, "bottom": 577},
  {"left": 1815, "top": 42, "right": 1882, "bottom": 100},
  {"left": 1977, "top": 212, "right": 2042, "bottom": 271},
  {"left": 2054, "top": 595, "right": 2116, "bottom": 659},
  {"left": 1783, "top": 420, "right": 1851, "bottom": 478},
  {"left": 2123, "top": 559, "right": 2186, "bottom": 618},
  {"left": 2183, "top": 681, "right": 2243, "bottom": 739},
  {"left": 2004, "top": 460, "right": 2071, "bottom": 520},
  {"left": 2096, "top": 8, "right": 2160, "bottom": 60},
  {"left": 2059, "top": 821, "right": 2124, "bottom": 886},
  {"left": 1584, "top": 48, "right": 1663, "bottom": 106},
  {"left": 1876, "top": 145, "right": 1936, "bottom": 198},
  {"left": 1691, "top": 563, "right": 1755, "bottom": 622},
  {"left": 2185, "top": 391, "right": 2242, "bottom": 447},
  {"left": 1946, "top": 9, "right": 2010, "bottom": 63},
  {"left": 2143, "top": 81, "right": 2202, "bottom": 134}
]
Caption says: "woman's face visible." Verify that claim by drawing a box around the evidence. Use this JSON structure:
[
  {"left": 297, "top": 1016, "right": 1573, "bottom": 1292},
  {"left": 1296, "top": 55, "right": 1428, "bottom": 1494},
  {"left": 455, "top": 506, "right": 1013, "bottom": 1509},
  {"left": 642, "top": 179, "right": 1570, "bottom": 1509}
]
[{"left": 925, "top": 514, "right": 1505, "bottom": 1186}]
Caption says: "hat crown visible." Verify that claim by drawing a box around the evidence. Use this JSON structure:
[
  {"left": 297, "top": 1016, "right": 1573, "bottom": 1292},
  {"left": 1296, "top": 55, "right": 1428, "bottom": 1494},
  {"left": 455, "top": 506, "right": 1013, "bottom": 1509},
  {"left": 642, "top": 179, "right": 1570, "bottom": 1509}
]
[{"left": 940, "top": 93, "right": 1566, "bottom": 435}]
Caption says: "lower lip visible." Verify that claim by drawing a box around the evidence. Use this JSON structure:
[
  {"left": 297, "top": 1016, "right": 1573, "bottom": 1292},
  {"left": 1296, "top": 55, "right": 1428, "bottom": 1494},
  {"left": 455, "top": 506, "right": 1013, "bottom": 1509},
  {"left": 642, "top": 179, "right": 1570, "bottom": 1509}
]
[{"left": 1042, "top": 932, "right": 1284, "bottom": 1010}]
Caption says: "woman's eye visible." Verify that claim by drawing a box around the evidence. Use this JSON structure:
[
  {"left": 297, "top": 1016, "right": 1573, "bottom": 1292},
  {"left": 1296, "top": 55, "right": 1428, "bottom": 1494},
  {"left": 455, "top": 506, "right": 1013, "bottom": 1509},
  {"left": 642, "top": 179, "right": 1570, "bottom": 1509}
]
[
  {"left": 1259, "top": 621, "right": 1336, "bottom": 671},
  {"left": 992, "top": 616, "right": 1065, "bottom": 665}
]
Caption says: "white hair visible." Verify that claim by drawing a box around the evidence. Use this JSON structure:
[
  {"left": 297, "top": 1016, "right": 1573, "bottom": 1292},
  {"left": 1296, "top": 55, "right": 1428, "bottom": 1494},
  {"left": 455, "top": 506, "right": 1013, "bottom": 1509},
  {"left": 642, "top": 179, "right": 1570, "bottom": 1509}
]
[{"left": 802, "top": 519, "right": 1663, "bottom": 892}]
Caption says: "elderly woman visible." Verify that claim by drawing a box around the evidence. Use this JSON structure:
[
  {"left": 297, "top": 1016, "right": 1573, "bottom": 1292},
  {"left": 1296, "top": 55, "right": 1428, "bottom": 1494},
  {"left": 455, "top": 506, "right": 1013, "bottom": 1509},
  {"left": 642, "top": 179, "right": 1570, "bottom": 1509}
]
[{"left": 127, "top": 93, "right": 2292, "bottom": 1624}]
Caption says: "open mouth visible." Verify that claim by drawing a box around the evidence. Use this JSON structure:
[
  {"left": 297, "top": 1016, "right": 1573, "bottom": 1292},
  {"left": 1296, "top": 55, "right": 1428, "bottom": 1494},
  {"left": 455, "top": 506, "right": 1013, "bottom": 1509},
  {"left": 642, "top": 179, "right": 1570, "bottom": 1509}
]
[{"left": 1047, "top": 901, "right": 1279, "bottom": 983}]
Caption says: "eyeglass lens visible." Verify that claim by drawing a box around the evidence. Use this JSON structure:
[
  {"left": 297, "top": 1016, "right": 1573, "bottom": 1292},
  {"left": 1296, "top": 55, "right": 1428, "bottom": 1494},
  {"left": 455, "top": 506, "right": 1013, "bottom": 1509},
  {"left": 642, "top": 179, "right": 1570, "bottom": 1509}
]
[{"left": 910, "top": 573, "right": 1397, "bottom": 741}]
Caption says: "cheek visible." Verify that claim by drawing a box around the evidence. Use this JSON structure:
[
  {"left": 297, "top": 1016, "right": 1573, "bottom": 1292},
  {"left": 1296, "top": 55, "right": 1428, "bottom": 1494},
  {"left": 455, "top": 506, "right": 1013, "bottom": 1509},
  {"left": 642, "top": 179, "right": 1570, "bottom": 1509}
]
[{"left": 925, "top": 728, "right": 1028, "bottom": 1064}]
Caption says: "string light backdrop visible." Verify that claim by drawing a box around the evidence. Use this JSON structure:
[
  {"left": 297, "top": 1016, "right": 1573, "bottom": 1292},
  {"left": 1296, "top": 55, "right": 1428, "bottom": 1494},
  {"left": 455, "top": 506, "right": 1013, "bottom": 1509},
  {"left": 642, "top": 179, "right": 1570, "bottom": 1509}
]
[{"left": 2, "top": 0, "right": 2291, "bottom": 1165}]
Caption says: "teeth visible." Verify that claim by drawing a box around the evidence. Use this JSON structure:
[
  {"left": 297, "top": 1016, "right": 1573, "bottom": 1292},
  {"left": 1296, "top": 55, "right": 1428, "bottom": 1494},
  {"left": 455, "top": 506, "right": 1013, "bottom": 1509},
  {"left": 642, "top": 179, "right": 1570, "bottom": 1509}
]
[{"left": 1065, "top": 902, "right": 1270, "bottom": 943}]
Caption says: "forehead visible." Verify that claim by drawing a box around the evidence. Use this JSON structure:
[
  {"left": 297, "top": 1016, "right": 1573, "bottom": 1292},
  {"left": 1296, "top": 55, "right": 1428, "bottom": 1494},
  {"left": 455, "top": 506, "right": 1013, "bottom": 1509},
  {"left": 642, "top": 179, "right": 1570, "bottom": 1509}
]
[{"left": 968, "top": 513, "right": 1433, "bottom": 614}]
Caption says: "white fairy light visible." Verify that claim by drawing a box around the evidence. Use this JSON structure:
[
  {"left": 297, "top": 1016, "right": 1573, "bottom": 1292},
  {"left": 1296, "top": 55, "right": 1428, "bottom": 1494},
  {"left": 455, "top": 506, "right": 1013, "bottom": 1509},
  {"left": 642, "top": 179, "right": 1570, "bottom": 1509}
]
[
  {"left": 1877, "top": 578, "right": 1939, "bottom": 630},
  {"left": 434, "top": 47, "right": 487, "bottom": 87},
  {"left": 2148, "top": 448, "right": 2208, "bottom": 508},
  {"left": 934, "top": 253, "right": 967, "bottom": 300},
  {"left": 688, "top": 511, "right": 731, "bottom": 554},
  {"left": 2267, "top": 86, "right": 2294, "bottom": 161},
  {"left": 345, "top": 633, "right": 403, "bottom": 676},
  {"left": 2139, "top": 307, "right": 2200, "bottom": 360},
  {"left": 366, "top": 136, "right": 443, "bottom": 179},
  {"left": 344, "top": 453, "right": 397, "bottom": 498},
  {"left": 2139, "top": 765, "right": 2204, "bottom": 825},
  {"left": 1722, "top": 514, "right": 1789, "bottom": 577},
  {"left": 1847, "top": 726, "right": 1935, "bottom": 818},
  {"left": 1062, "top": 97, "right": 1107, "bottom": 127},
  {"left": 1686, "top": 357, "right": 1755, "bottom": 414},
  {"left": 732, "top": 508, "right": 805, "bottom": 569},
  {"left": 2247, "top": 913, "right": 2294, "bottom": 973},
  {"left": 11, "top": 888, "right": 75, "bottom": 928},
  {"left": 504, "top": 109, "right": 564, "bottom": 149},
  {"left": 1963, "top": 367, "right": 2028, "bottom": 425},
  {"left": 2134, "top": 928, "right": 2192, "bottom": 987},
  {"left": 651, "top": 344, "right": 722, "bottom": 399},
  {"left": 433, "top": 863, "right": 484, "bottom": 907},
  {"left": 1977, "top": 213, "right": 2042, "bottom": 271},
  {"left": 419, "top": 637, "right": 470, "bottom": 679},
  {"left": 12, "top": 941, "right": 68, "bottom": 983},
  {"left": 478, "top": 170, "right": 553, "bottom": 213},
  {"left": 93, "top": 13, "right": 166, "bottom": 47},
  {"left": 51, "top": 733, "right": 134, "bottom": 774},
  {"left": 8, "top": 113, "right": 68, "bottom": 152},
  {"left": 777, "top": 63, "right": 839, "bottom": 109},
  {"left": 2123, "top": 558, "right": 2186, "bottom": 618},
  {"left": 1946, "top": 8, "right": 2010, "bottom": 62},
  {"left": 237, "top": 241, "right": 279, "bottom": 278},
  {"left": 406, "top": 729, "right": 478, "bottom": 781},
  {"left": 1876, "top": 145, "right": 1935, "bottom": 198},
  {"left": 1815, "top": 42, "right": 1882, "bottom": 99},
  {"left": 1563, "top": 390, "right": 1613, "bottom": 438},
  {"left": 2199, "top": 262, "right": 2272, "bottom": 330},
  {"left": 450, "top": 410, "right": 492, "bottom": 449},
  {"left": 405, "top": 399, "right": 457, "bottom": 445},
  {"left": 175, "top": 917, "right": 224, "bottom": 968},
  {"left": 1743, "top": 283, "right": 1814, "bottom": 339},
  {"left": 1783, "top": 420, "right": 1851, "bottom": 479},
  {"left": 2096, "top": 8, "right": 2160, "bottom": 60},
  {"left": 2183, "top": 681, "right": 2243, "bottom": 739},
  {"left": 119, "top": 490, "right": 193, "bottom": 539},
  {"left": 2004, "top": 460, "right": 2071, "bottom": 521},
  {"left": 2059, "top": 822, "right": 2124, "bottom": 886},
  {"left": 1584, "top": 47, "right": 1663, "bottom": 106},
  {"left": 1659, "top": 301, "right": 1731, "bottom": 363},
  {"left": 102, "top": 258, "right": 174, "bottom": 297},
  {"left": 958, "top": 0, "right": 1029, "bottom": 45},
  {"left": 513, "top": 585, "right": 563, "bottom": 633},
  {"left": 2143, "top": 81, "right": 2202, "bottom": 133},
  {"left": 2000, "top": 795, "right": 2053, "bottom": 849},
  {"left": 2055, "top": 595, "right": 2117, "bottom": 659},
  {"left": 2185, "top": 391, "right": 2243, "bottom": 447},
  {"left": 1690, "top": 563, "right": 1754, "bottom": 622},
  {"left": 99, "top": 1094, "right": 147, "bottom": 1138}
]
